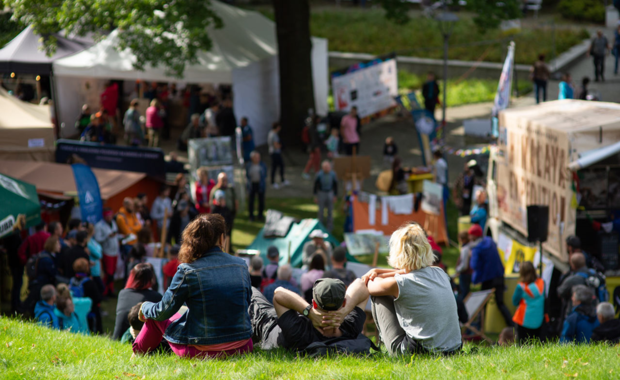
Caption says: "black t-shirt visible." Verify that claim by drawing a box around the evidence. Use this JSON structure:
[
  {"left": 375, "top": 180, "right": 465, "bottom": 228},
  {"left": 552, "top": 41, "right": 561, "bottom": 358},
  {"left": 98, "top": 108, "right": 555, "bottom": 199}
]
[
  {"left": 277, "top": 306, "right": 366, "bottom": 351},
  {"left": 250, "top": 275, "right": 263, "bottom": 289},
  {"left": 112, "top": 288, "right": 163, "bottom": 340},
  {"left": 62, "top": 246, "right": 89, "bottom": 279}
]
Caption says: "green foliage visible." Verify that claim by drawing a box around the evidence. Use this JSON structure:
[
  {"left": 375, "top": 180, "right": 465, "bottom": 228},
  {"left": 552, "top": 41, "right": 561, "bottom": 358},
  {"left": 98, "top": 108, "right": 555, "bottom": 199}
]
[
  {"left": 558, "top": 0, "right": 606, "bottom": 24},
  {"left": 466, "top": 0, "right": 522, "bottom": 32},
  {"left": 398, "top": 70, "right": 533, "bottom": 107},
  {"left": 2, "top": 317, "right": 620, "bottom": 379},
  {"left": 7, "top": 0, "right": 223, "bottom": 76},
  {"left": 376, "top": 0, "right": 411, "bottom": 25},
  {"left": 292, "top": 9, "right": 587, "bottom": 65},
  {"left": 0, "top": 12, "right": 24, "bottom": 47}
]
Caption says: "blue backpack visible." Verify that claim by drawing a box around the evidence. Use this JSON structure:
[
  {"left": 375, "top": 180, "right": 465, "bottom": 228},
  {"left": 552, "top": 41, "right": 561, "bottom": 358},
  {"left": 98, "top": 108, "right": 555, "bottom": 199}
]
[
  {"left": 576, "top": 269, "right": 609, "bottom": 303},
  {"left": 69, "top": 277, "right": 91, "bottom": 298}
]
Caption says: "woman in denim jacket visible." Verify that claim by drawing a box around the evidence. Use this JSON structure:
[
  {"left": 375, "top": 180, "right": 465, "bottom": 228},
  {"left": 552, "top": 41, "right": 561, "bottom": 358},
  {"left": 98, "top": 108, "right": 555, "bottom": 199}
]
[{"left": 134, "top": 214, "right": 253, "bottom": 358}]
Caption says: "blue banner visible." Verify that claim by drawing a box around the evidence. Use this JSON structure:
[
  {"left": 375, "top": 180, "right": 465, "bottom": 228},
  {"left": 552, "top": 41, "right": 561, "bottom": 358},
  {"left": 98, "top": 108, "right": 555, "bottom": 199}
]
[{"left": 71, "top": 164, "right": 103, "bottom": 224}]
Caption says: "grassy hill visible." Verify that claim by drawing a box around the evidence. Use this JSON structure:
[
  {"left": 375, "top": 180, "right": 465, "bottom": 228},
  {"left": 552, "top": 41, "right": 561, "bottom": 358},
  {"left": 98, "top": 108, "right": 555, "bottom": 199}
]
[{"left": 1, "top": 317, "right": 619, "bottom": 379}]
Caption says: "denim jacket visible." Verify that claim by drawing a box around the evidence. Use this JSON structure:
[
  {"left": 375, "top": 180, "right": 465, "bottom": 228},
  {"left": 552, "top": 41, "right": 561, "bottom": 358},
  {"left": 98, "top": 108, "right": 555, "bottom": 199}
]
[{"left": 141, "top": 247, "right": 252, "bottom": 345}]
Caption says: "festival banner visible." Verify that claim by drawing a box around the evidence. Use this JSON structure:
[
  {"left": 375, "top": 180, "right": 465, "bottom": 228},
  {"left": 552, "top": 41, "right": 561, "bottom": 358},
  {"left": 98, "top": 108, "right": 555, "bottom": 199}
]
[
  {"left": 504, "top": 240, "right": 539, "bottom": 275},
  {"left": 71, "top": 164, "right": 103, "bottom": 224},
  {"left": 492, "top": 42, "right": 515, "bottom": 117}
]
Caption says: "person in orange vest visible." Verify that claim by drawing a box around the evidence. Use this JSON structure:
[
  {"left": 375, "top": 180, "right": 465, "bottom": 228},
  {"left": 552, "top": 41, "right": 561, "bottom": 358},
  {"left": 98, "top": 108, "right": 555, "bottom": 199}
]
[
  {"left": 512, "top": 261, "right": 546, "bottom": 344},
  {"left": 116, "top": 197, "right": 143, "bottom": 272}
]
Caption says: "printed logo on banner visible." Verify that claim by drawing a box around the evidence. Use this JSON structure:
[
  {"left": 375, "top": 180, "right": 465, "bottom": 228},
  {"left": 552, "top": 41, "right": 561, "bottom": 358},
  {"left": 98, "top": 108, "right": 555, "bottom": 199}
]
[
  {"left": 71, "top": 164, "right": 103, "bottom": 224},
  {"left": 0, "top": 215, "right": 16, "bottom": 238}
]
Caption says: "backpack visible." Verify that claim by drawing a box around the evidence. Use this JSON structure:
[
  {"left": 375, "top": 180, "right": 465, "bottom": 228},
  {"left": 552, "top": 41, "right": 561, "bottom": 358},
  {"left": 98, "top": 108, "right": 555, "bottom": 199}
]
[
  {"left": 301, "top": 334, "right": 380, "bottom": 358},
  {"left": 576, "top": 269, "right": 609, "bottom": 303},
  {"left": 25, "top": 252, "right": 51, "bottom": 279},
  {"left": 69, "top": 277, "right": 91, "bottom": 298}
]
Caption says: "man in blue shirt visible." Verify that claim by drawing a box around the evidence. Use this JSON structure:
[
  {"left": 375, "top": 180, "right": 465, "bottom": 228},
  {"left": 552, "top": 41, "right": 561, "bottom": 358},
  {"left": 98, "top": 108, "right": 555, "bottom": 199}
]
[
  {"left": 240, "top": 117, "right": 255, "bottom": 162},
  {"left": 263, "top": 265, "right": 299, "bottom": 304},
  {"left": 35, "top": 284, "right": 61, "bottom": 329}
]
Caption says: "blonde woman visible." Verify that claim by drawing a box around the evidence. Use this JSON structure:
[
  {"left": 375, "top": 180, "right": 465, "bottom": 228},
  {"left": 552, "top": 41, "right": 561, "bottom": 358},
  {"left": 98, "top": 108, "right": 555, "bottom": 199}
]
[{"left": 362, "top": 222, "right": 461, "bottom": 355}]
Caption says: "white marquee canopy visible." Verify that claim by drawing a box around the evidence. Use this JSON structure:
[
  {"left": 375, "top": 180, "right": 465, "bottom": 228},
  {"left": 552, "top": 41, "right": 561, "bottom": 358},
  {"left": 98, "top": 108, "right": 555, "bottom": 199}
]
[{"left": 53, "top": 0, "right": 328, "bottom": 144}]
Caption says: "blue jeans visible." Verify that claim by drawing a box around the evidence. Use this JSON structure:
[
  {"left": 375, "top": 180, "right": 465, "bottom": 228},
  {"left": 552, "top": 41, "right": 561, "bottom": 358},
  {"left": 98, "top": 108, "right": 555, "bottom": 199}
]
[
  {"left": 534, "top": 80, "right": 547, "bottom": 104},
  {"left": 458, "top": 273, "right": 472, "bottom": 303}
]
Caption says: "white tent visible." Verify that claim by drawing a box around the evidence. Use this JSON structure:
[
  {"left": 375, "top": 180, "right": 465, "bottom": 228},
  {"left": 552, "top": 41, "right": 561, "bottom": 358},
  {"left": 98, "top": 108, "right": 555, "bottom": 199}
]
[
  {"left": 53, "top": 0, "right": 329, "bottom": 145},
  {"left": 0, "top": 87, "right": 54, "bottom": 161}
]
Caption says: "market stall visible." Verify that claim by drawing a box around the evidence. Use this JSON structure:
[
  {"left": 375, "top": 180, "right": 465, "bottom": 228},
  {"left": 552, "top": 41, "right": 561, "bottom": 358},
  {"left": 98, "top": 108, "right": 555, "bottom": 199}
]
[
  {"left": 0, "top": 173, "right": 41, "bottom": 239},
  {"left": 52, "top": 0, "right": 329, "bottom": 144},
  {"left": 0, "top": 88, "right": 54, "bottom": 162}
]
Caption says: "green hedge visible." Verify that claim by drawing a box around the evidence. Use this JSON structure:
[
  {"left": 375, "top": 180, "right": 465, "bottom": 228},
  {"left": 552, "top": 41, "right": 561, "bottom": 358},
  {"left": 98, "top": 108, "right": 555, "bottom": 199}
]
[{"left": 558, "top": 0, "right": 606, "bottom": 24}]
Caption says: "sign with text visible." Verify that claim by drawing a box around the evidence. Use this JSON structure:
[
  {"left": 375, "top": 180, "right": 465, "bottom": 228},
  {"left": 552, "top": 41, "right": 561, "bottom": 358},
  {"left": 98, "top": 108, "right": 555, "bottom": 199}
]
[
  {"left": 56, "top": 140, "right": 165, "bottom": 179},
  {"left": 331, "top": 54, "right": 398, "bottom": 119},
  {"left": 495, "top": 123, "right": 573, "bottom": 260}
]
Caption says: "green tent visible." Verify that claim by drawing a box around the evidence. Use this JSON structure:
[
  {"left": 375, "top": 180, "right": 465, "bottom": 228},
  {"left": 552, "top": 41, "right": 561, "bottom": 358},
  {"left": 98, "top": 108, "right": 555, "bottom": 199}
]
[
  {"left": 246, "top": 218, "right": 356, "bottom": 268},
  {"left": 0, "top": 173, "right": 41, "bottom": 239}
]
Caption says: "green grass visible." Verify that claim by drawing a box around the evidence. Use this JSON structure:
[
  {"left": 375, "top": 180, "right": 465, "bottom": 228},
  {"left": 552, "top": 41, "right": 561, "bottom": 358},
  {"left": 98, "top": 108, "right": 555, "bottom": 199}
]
[
  {"left": 257, "top": 8, "right": 589, "bottom": 65},
  {"left": 2, "top": 317, "right": 620, "bottom": 379}
]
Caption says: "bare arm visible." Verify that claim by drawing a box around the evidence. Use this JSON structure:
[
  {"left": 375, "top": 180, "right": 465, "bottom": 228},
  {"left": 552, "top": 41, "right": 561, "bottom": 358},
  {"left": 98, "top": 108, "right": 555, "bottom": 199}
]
[
  {"left": 367, "top": 277, "right": 399, "bottom": 298},
  {"left": 273, "top": 286, "right": 326, "bottom": 331}
]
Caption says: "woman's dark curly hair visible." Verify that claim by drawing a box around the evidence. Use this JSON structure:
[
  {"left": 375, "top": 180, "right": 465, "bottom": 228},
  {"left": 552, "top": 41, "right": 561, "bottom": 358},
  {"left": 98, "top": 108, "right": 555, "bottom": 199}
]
[{"left": 179, "top": 214, "right": 226, "bottom": 263}]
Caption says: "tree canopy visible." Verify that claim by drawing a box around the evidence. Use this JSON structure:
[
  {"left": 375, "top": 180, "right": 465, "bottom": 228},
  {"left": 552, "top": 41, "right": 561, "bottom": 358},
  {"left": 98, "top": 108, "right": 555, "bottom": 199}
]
[{"left": 8, "top": 0, "right": 222, "bottom": 76}]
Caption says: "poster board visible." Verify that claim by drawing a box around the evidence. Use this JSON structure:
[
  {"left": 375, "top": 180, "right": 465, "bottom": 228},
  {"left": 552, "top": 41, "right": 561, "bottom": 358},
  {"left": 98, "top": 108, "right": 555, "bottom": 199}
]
[
  {"left": 421, "top": 180, "right": 442, "bottom": 216},
  {"left": 331, "top": 54, "right": 398, "bottom": 119},
  {"left": 333, "top": 156, "right": 371, "bottom": 180},
  {"left": 344, "top": 233, "right": 389, "bottom": 256},
  {"left": 188, "top": 136, "right": 233, "bottom": 173}
]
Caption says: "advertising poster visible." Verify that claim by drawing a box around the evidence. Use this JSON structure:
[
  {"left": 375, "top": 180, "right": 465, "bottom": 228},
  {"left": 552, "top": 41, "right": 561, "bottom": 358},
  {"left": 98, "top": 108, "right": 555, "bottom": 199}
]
[
  {"left": 331, "top": 54, "right": 398, "bottom": 119},
  {"left": 421, "top": 180, "right": 443, "bottom": 216},
  {"left": 344, "top": 233, "right": 389, "bottom": 256},
  {"left": 188, "top": 136, "right": 233, "bottom": 172}
]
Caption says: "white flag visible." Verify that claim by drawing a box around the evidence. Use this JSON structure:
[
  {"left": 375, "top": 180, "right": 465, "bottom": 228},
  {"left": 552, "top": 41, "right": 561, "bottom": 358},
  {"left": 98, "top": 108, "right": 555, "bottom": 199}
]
[{"left": 492, "top": 42, "right": 515, "bottom": 117}]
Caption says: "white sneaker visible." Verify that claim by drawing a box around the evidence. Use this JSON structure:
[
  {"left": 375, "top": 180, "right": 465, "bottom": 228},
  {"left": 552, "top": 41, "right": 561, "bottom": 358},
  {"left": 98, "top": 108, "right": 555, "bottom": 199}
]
[
  {"left": 282, "top": 180, "right": 291, "bottom": 186},
  {"left": 273, "top": 183, "right": 280, "bottom": 189}
]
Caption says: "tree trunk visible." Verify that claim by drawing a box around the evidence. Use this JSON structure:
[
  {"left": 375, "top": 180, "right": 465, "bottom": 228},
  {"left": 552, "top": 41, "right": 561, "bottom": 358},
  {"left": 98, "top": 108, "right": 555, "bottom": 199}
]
[{"left": 273, "top": 0, "right": 315, "bottom": 146}]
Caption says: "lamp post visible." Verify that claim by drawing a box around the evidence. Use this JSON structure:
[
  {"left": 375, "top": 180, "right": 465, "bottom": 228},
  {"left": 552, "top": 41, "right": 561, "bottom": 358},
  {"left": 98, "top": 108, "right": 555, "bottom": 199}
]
[{"left": 435, "top": 11, "right": 458, "bottom": 134}]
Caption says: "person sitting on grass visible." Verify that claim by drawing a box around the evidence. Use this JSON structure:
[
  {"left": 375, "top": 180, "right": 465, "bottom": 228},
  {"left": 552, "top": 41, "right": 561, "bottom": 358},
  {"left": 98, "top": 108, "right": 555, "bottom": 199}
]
[
  {"left": 71, "top": 258, "right": 103, "bottom": 334},
  {"left": 35, "top": 284, "right": 60, "bottom": 329},
  {"left": 57, "top": 283, "right": 91, "bottom": 334},
  {"left": 249, "top": 277, "right": 369, "bottom": 351},
  {"left": 560, "top": 285, "right": 599, "bottom": 344},
  {"left": 497, "top": 327, "right": 515, "bottom": 346},
  {"left": 121, "top": 303, "right": 145, "bottom": 345},
  {"left": 249, "top": 256, "right": 264, "bottom": 290},
  {"left": 263, "top": 265, "right": 300, "bottom": 304},
  {"left": 301, "top": 254, "right": 326, "bottom": 302},
  {"left": 112, "top": 263, "right": 162, "bottom": 341},
  {"left": 590, "top": 302, "right": 620, "bottom": 344},
  {"left": 134, "top": 214, "right": 253, "bottom": 359},
  {"left": 512, "top": 261, "right": 545, "bottom": 344},
  {"left": 362, "top": 222, "right": 462, "bottom": 356},
  {"left": 54, "top": 289, "right": 85, "bottom": 334},
  {"left": 322, "top": 247, "right": 357, "bottom": 287}
]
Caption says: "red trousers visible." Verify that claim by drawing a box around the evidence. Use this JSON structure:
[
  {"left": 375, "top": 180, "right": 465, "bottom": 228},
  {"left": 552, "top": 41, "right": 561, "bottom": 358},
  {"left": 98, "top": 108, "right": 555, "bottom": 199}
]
[{"left": 304, "top": 147, "right": 321, "bottom": 174}]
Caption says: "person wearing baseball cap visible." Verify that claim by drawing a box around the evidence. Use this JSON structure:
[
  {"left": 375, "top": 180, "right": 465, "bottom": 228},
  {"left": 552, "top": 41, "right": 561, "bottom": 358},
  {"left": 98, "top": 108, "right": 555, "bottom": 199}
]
[
  {"left": 302, "top": 229, "right": 333, "bottom": 268},
  {"left": 248, "top": 276, "right": 369, "bottom": 351},
  {"left": 468, "top": 223, "right": 513, "bottom": 328}
]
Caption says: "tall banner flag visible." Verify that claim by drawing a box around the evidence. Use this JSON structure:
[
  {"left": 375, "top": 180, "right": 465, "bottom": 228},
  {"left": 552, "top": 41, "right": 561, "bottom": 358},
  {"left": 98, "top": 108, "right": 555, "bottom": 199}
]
[
  {"left": 492, "top": 41, "right": 515, "bottom": 117},
  {"left": 71, "top": 164, "right": 103, "bottom": 224}
]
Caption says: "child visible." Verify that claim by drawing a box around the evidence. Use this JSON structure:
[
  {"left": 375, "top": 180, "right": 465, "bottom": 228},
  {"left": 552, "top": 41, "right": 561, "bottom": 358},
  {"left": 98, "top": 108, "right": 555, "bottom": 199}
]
[
  {"left": 498, "top": 327, "right": 515, "bottom": 346},
  {"left": 558, "top": 72, "right": 574, "bottom": 100},
  {"left": 383, "top": 137, "right": 398, "bottom": 167},
  {"left": 453, "top": 231, "right": 473, "bottom": 302},
  {"left": 324, "top": 128, "right": 340, "bottom": 160},
  {"left": 121, "top": 303, "right": 144, "bottom": 344},
  {"left": 75, "top": 104, "right": 91, "bottom": 133},
  {"left": 512, "top": 261, "right": 545, "bottom": 344},
  {"left": 54, "top": 290, "right": 89, "bottom": 334}
]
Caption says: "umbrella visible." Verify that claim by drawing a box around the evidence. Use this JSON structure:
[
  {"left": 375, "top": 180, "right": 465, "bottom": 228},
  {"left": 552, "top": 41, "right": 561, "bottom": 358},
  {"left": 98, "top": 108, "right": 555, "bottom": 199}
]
[{"left": 0, "top": 173, "right": 41, "bottom": 238}]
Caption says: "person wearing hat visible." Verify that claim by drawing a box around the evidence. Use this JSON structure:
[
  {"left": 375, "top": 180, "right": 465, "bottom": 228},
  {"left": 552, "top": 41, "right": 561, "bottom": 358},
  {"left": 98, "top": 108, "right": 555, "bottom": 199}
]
[
  {"left": 249, "top": 276, "right": 369, "bottom": 351},
  {"left": 302, "top": 230, "right": 333, "bottom": 269},
  {"left": 362, "top": 222, "right": 462, "bottom": 356},
  {"left": 469, "top": 224, "right": 513, "bottom": 327}
]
